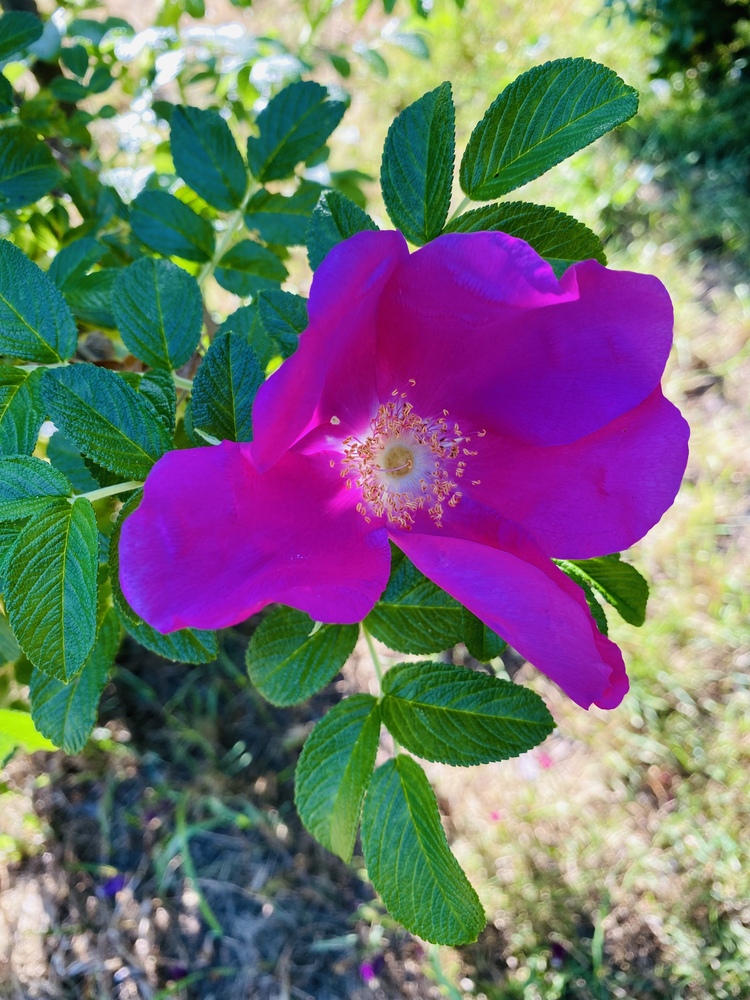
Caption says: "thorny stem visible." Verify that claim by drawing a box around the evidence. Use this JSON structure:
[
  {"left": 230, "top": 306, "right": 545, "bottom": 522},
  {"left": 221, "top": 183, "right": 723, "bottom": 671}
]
[
  {"left": 197, "top": 182, "right": 256, "bottom": 290},
  {"left": 446, "top": 193, "right": 472, "bottom": 225},
  {"left": 69, "top": 481, "right": 143, "bottom": 504}
]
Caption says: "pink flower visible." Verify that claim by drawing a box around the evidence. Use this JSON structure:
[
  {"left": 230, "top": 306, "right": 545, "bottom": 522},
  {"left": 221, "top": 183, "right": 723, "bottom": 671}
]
[{"left": 119, "top": 231, "right": 689, "bottom": 710}]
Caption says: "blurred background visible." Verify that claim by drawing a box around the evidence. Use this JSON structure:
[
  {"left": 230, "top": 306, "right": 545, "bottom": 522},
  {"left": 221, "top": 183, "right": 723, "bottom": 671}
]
[{"left": 0, "top": 0, "right": 748, "bottom": 997}]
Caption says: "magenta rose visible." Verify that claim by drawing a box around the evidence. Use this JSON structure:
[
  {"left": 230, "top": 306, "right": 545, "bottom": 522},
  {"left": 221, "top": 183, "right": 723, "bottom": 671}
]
[{"left": 118, "top": 230, "right": 689, "bottom": 710}]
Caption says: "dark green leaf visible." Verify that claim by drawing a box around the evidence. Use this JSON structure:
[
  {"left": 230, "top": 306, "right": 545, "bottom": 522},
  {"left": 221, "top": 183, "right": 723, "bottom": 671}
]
[
  {"left": 306, "top": 189, "right": 378, "bottom": 270},
  {"left": 0, "top": 455, "right": 71, "bottom": 522},
  {"left": 0, "top": 73, "right": 14, "bottom": 114},
  {"left": 50, "top": 77, "right": 88, "bottom": 102},
  {"left": 116, "top": 603, "right": 218, "bottom": 664},
  {"left": 365, "top": 551, "right": 463, "bottom": 654},
  {"left": 61, "top": 42, "right": 88, "bottom": 78},
  {"left": 48, "top": 238, "right": 105, "bottom": 291},
  {"left": 215, "top": 240, "right": 287, "bottom": 297},
  {"left": 41, "top": 365, "right": 172, "bottom": 480},
  {"left": 443, "top": 200, "right": 606, "bottom": 264},
  {"left": 217, "top": 303, "right": 281, "bottom": 370},
  {"left": 191, "top": 332, "right": 262, "bottom": 443},
  {"left": 112, "top": 258, "right": 203, "bottom": 370},
  {"left": 30, "top": 608, "right": 120, "bottom": 753},
  {"left": 0, "top": 242, "right": 77, "bottom": 363},
  {"left": 247, "top": 81, "right": 346, "bottom": 183},
  {"left": 0, "top": 611, "right": 21, "bottom": 664},
  {"left": 64, "top": 269, "right": 117, "bottom": 329},
  {"left": 0, "top": 11, "right": 42, "bottom": 62},
  {"left": 170, "top": 105, "right": 248, "bottom": 211},
  {"left": 88, "top": 67, "right": 114, "bottom": 95},
  {"left": 244, "top": 180, "right": 323, "bottom": 246},
  {"left": 0, "top": 367, "right": 44, "bottom": 456},
  {"left": 246, "top": 606, "right": 358, "bottom": 707},
  {"left": 295, "top": 694, "right": 380, "bottom": 861},
  {"left": 559, "top": 554, "right": 648, "bottom": 626},
  {"left": 462, "top": 608, "right": 507, "bottom": 662},
  {"left": 361, "top": 755, "right": 485, "bottom": 945},
  {"left": 5, "top": 498, "right": 98, "bottom": 680},
  {"left": 381, "top": 82, "right": 454, "bottom": 246},
  {"left": 46, "top": 432, "right": 99, "bottom": 493},
  {"left": 129, "top": 370, "right": 176, "bottom": 435},
  {"left": 130, "top": 190, "right": 215, "bottom": 263},
  {"left": 0, "top": 127, "right": 62, "bottom": 211},
  {"left": 460, "top": 58, "right": 639, "bottom": 200},
  {"left": 381, "top": 661, "right": 554, "bottom": 766},
  {"left": 257, "top": 290, "right": 307, "bottom": 356},
  {"left": 329, "top": 54, "right": 351, "bottom": 78}
]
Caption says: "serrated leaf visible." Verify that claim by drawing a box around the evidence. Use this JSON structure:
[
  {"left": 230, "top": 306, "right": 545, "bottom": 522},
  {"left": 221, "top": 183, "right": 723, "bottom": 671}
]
[
  {"left": 108, "top": 489, "right": 142, "bottom": 628},
  {"left": 462, "top": 607, "right": 508, "bottom": 662},
  {"left": 215, "top": 240, "right": 287, "bottom": 297},
  {"left": 380, "top": 82, "right": 454, "bottom": 246},
  {"left": 0, "top": 242, "right": 78, "bottom": 363},
  {"left": 46, "top": 432, "right": 99, "bottom": 493},
  {"left": 0, "top": 708, "right": 56, "bottom": 760},
  {"left": 30, "top": 608, "right": 120, "bottom": 753},
  {"left": 48, "top": 238, "right": 105, "bottom": 291},
  {"left": 116, "top": 603, "right": 218, "bottom": 664},
  {"left": 0, "top": 11, "right": 43, "bottom": 61},
  {"left": 217, "top": 303, "right": 285, "bottom": 370},
  {"left": 381, "top": 661, "right": 554, "bottom": 766},
  {"left": 443, "top": 201, "right": 606, "bottom": 264},
  {"left": 365, "top": 551, "right": 464, "bottom": 654},
  {"left": 191, "top": 332, "right": 262, "bottom": 443},
  {"left": 295, "top": 694, "right": 381, "bottom": 861},
  {"left": 247, "top": 80, "right": 346, "bottom": 183},
  {"left": 0, "top": 366, "right": 44, "bottom": 456},
  {"left": 130, "top": 370, "right": 176, "bottom": 435},
  {"left": 306, "top": 189, "right": 379, "bottom": 270},
  {"left": 460, "top": 58, "right": 638, "bottom": 200},
  {"left": 112, "top": 258, "right": 203, "bottom": 370},
  {"left": 244, "top": 180, "right": 323, "bottom": 246},
  {"left": 257, "top": 290, "right": 307, "bottom": 356},
  {"left": 130, "top": 190, "right": 215, "bottom": 263},
  {"left": 0, "top": 519, "right": 21, "bottom": 587},
  {"left": 560, "top": 555, "right": 648, "bottom": 626},
  {"left": 41, "top": 365, "right": 172, "bottom": 480},
  {"left": 361, "top": 755, "right": 485, "bottom": 945},
  {"left": 0, "top": 127, "right": 62, "bottom": 212},
  {"left": 246, "top": 606, "right": 358, "bottom": 707},
  {"left": 0, "top": 455, "right": 71, "bottom": 521},
  {"left": 5, "top": 498, "right": 98, "bottom": 680},
  {"left": 170, "top": 105, "right": 248, "bottom": 211}
]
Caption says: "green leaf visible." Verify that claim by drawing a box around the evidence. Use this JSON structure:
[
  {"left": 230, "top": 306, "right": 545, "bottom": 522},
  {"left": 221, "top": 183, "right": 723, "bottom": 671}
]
[
  {"left": 459, "top": 58, "right": 638, "bottom": 200},
  {"left": 0, "top": 612, "right": 21, "bottom": 665},
  {"left": 295, "top": 694, "right": 381, "bottom": 862},
  {"left": 357, "top": 46, "right": 388, "bottom": 79},
  {"left": 41, "top": 365, "right": 172, "bottom": 480},
  {"left": 355, "top": 0, "right": 374, "bottom": 17},
  {"left": 191, "top": 332, "right": 263, "bottom": 443},
  {"left": 247, "top": 81, "right": 346, "bottom": 183},
  {"left": 381, "top": 661, "right": 554, "bottom": 766},
  {"left": 0, "top": 455, "right": 71, "bottom": 521},
  {"left": 559, "top": 554, "right": 648, "bottom": 626},
  {"left": 117, "top": 604, "right": 218, "bottom": 664},
  {"left": 29, "top": 608, "right": 120, "bottom": 753},
  {"left": 215, "top": 240, "right": 287, "bottom": 297},
  {"left": 112, "top": 258, "right": 203, "bottom": 370},
  {"left": 0, "top": 11, "right": 42, "bottom": 61},
  {"left": 246, "top": 606, "right": 358, "bottom": 707},
  {"left": 0, "top": 708, "right": 56, "bottom": 760},
  {"left": 257, "top": 290, "right": 307, "bottom": 356},
  {"left": 64, "top": 269, "right": 117, "bottom": 329},
  {"left": 244, "top": 180, "right": 323, "bottom": 247},
  {"left": 0, "top": 73, "right": 14, "bottom": 115},
  {"left": 381, "top": 82, "right": 454, "bottom": 245},
  {"left": 129, "top": 370, "right": 176, "bottom": 435},
  {"left": 0, "top": 367, "right": 44, "bottom": 456},
  {"left": 170, "top": 105, "right": 248, "bottom": 211},
  {"left": 361, "top": 755, "right": 485, "bottom": 945},
  {"left": 50, "top": 77, "right": 88, "bottom": 102},
  {"left": 61, "top": 42, "right": 89, "bottom": 79},
  {"left": 365, "top": 551, "right": 464, "bottom": 654},
  {"left": 306, "top": 189, "right": 378, "bottom": 270},
  {"left": 46, "top": 432, "right": 99, "bottom": 493},
  {"left": 5, "top": 498, "right": 98, "bottom": 680},
  {"left": 462, "top": 608, "right": 507, "bottom": 663},
  {"left": 130, "top": 190, "right": 215, "bottom": 263},
  {"left": 216, "top": 303, "right": 281, "bottom": 370},
  {"left": 0, "top": 241, "right": 78, "bottom": 363},
  {"left": 48, "top": 238, "right": 105, "bottom": 291},
  {"left": 0, "top": 127, "right": 63, "bottom": 212},
  {"left": 443, "top": 201, "right": 606, "bottom": 264},
  {"left": 386, "top": 32, "right": 430, "bottom": 60},
  {"left": 108, "top": 489, "right": 142, "bottom": 628}
]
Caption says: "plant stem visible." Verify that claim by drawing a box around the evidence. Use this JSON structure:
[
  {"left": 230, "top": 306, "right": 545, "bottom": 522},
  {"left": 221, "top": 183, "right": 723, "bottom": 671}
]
[
  {"left": 70, "top": 481, "right": 142, "bottom": 504},
  {"left": 197, "top": 183, "right": 256, "bottom": 290},
  {"left": 446, "top": 193, "right": 472, "bottom": 225},
  {"left": 172, "top": 373, "right": 193, "bottom": 390},
  {"left": 362, "top": 624, "right": 384, "bottom": 687}
]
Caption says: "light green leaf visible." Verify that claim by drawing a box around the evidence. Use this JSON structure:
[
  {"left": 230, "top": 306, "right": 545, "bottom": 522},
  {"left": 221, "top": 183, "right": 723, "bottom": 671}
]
[
  {"left": 306, "top": 189, "right": 378, "bottom": 270},
  {"left": 244, "top": 180, "right": 323, "bottom": 247},
  {"left": 0, "top": 455, "right": 71, "bottom": 522},
  {"left": 191, "top": 332, "right": 263, "bottom": 443},
  {"left": 29, "top": 608, "right": 120, "bottom": 753},
  {"left": 170, "top": 105, "right": 248, "bottom": 211},
  {"left": 381, "top": 661, "right": 554, "bottom": 766},
  {"left": 295, "top": 694, "right": 381, "bottom": 862},
  {"left": 130, "top": 190, "right": 215, "bottom": 263},
  {"left": 112, "top": 258, "right": 203, "bottom": 370},
  {"left": 0, "top": 11, "right": 43, "bottom": 62},
  {"left": 0, "top": 708, "right": 56, "bottom": 760},
  {"left": 381, "top": 82, "right": 455, "bottom": 245},
  {"left": 356, "top": 46, "right": 388, "bottom": 79},
  {"left": 0, "top": 366, "right": 44, "bottom": 456},
  {"left": 41, "top": 365, "right": 172, "bottom": 480},
  {"left": 215, "top": 240, "right": 287, "bottom": 297},
  {"left": 5, "top": 498, "right": 98, "bottom": 680},
  {"left": 247, "top": 80, "right": 346, "bottom": 183},
  {"left": 116, "top": 604, "right": 218, "bottom": 664},
  {"left": 558, "top": 554, "right": 648, "bottom": 626},
  {"left": 0, "top": 127, "right": 62, "bottom": 212},
  {"left": 361, "top": 755, "right": 485, "bottom": 945},
  {"left": 46, "top": 432, "right": 99, "bottom": 494},
  {"left": 0, "top": 241, "right": 77, "bottom": 363},
  {"left": 246, "top": 606, "right": 358, "bottom": 706},
  {"left": 386, "top": 32, "right": 430, "bottom": 60},
  {"left": 462, "top": 608, "right": 507, "bottom": 663},
  {"left": 460, "top": 58, "right": 638, "bottom": 200},
  {"left": 257, "top": 290, "right": 307, "bottom": 356}
]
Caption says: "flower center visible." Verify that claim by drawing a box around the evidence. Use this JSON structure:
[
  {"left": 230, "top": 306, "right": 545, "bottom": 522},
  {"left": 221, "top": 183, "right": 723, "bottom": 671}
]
[{"left": 341, "top": 398, "right": 474, "bottom": 528}]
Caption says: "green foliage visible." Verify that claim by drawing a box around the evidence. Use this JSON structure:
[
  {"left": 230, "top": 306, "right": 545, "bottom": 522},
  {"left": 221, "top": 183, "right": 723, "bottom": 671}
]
[
  {"left": 46, "top": 433, "right": 99, "bottom": 494},
  {"left": 130, "top": 190, "right": 215, "bottom": 262},
  {"left": 307, "top": 189, "right": 379, "bottom": 269},
  {"left": 460, "top": 58, "right": 638, "bottom": 200},
  {"left": 361, "top": 755, "right": 486, "bottom": 944},
  {"left": 116, "top": 606, "right": 219, "bottom": 664},
  {"left": 0, "top": 456, "right": 71, "bottom": 521},
  {"left": 381, "top": 82, "right": 455, "bottom": 245},
  {"left": 558, "top": 554, "right": 649, "bottom": 626},
  {"left": 170, "top": 105, "right": 248, "bottom": 211},
  {"left": 462, "top": 608, "right": 508, "bottom": 662},
  {"left": 246, "top": 606, "right": 359, "bottom": 706},
  {"left": 215, "top": 240, "right": 288, "bottom": 296},
  {"left": 381, "top": 661, "right": 554, "bottom": 766},
  {"left": 245, "top": 181, "right": 324, "bottom": 246},
  {"left": 0, "top": 367, "right": 44, "bottom": 457},
  {"left": 0, "top": 11, "right": 43, "bottom": 62},
  {"left": 0, "top": 128, "right": 62, "bottom": 211},
  {"left": 48, "top": 239, "right": 106, "bottom": 292},
  {"left": 191, "top": 333, "right": 263, "bottom": 443},
  {"left": 0, "top": 708, "right": 55, "bottom": 760},
  {"left": 256, "top": 290, "right": 308, "bottom": 353},
  {"left": 295, "top": 694, "right": 381, "bottom": 861}
]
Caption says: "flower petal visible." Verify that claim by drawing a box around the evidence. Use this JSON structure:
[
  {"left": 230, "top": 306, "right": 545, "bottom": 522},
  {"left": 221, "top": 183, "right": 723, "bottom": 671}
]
[
  {"left": 119, "top": 442, "right": 390, "bottom": 632},
  {"left": 468, "top": 388, "right": 690, "bottom": 559},
  {"left": 377, "top": 235, "right": 673, "bottom": 446},
  {"left": 393, "top": 507, "right": 628, "bottom": 710},
  {"left": 251, "top": 230, "right": 408, "bottom": 472}
]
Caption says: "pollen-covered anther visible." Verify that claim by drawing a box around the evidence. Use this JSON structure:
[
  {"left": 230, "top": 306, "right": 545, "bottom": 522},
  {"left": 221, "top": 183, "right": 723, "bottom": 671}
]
[{"left": 341, "top": 398, "right": 471, "bottom": 528}]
